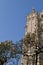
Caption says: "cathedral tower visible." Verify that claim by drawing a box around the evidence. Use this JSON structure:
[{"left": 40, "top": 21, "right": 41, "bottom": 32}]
[{"left": 21, "top": 9, "right": 43, "bottom": 65}]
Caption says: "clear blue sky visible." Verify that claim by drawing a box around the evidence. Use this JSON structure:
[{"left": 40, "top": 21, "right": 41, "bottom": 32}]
[{"left": 0, "top": 0, "right": 43, "bottom": 42}]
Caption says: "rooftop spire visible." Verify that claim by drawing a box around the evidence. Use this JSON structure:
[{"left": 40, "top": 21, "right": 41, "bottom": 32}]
[
  {"left": 41, "top": 10, "right": 43, "bottom": 12},
  {"left": 32, "top": 7, "right": 35, "bottom": 13}
]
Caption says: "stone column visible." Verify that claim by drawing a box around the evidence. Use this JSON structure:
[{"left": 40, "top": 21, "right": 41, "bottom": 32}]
[{"left": 21, "top": 55, "right": 28, "bottom": 65}]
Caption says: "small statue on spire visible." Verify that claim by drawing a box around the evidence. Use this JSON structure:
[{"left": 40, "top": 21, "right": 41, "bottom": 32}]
[{"left": 32, "top": 7, "right": 35, "bottom": 13}]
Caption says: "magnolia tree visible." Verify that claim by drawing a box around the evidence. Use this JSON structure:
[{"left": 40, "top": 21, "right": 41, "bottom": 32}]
[{"left": 0, "top": 40, "right": 23, "bottom": 65}]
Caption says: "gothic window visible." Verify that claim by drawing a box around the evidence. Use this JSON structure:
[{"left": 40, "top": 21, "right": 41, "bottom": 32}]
[
  {"left": 41, "top": 14, "right": 43, "bottom": 18},
  {"left": 40, "top": 14, "right": 43, "bottom": 21}
]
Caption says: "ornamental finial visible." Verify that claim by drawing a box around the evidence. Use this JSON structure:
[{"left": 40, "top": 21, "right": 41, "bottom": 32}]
[{"left": 32, "top": 7, "right": 35, "bottom": 13}]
